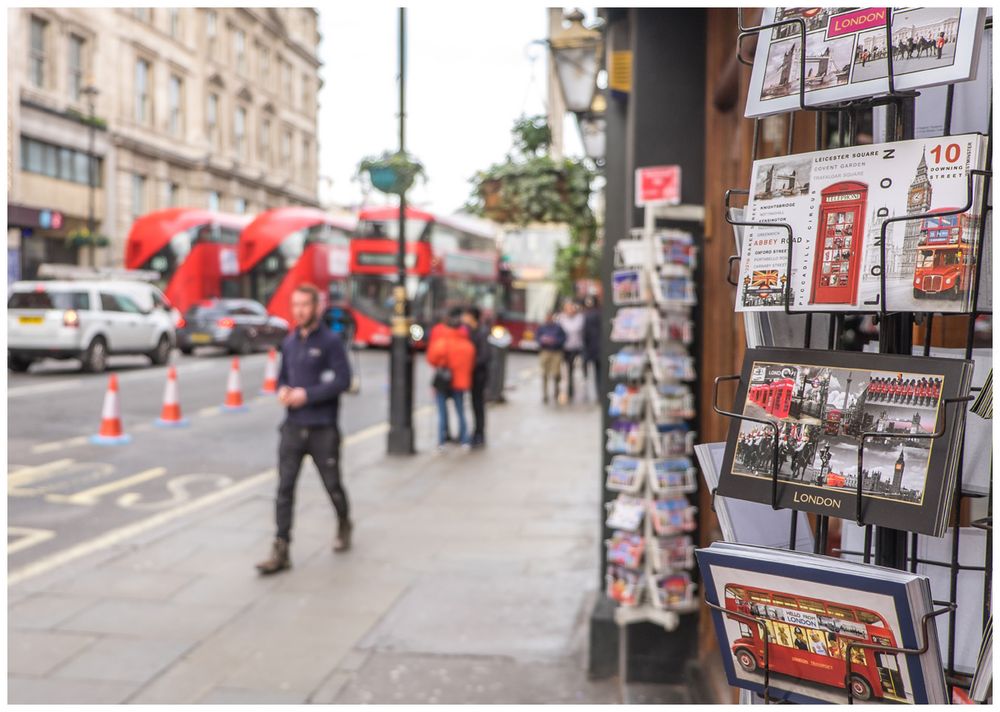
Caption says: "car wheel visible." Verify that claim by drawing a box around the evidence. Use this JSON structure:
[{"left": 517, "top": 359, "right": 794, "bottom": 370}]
[
  {"left": 82, "top": 337, "right": 108, "bottom": 373},
  {"left": 149, "top": 335, "right": 171, "bottom": 365},
  {"left": 735, "top": 648, "right": 758, "bottom": 673},
  {"left": 232, "top": 335, "right": 252, "bottom": 356},
  {"left": 8, "top": 355, "right": 32, "bottom": 373},
  {"left": 849, "top": 674, "right": 872, "bottom": 701}
]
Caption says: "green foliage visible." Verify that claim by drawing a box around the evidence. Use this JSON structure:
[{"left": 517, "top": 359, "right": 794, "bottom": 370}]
[
  {"left": 66, "top": 227, "right": 109, "bottom": 248},
  {"left": 358, "top": 151, "right": 426, "bottom": 195},
  {"left": 467, "top": 115, "right": 599, "bottom": 297}
]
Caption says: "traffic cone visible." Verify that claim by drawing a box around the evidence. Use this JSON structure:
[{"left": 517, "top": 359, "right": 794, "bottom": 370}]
[
  {"left": 221, "top": 357, "right": 248, "bottom": 412},
  {"left": 90, "top": 374, "right": 132, "bottom": 445},
  {"left": 155, "top": 366, "right": 189, "bottom": 427},
  {"left": 260, "top": 348, "right": 279, "bottom": 394}
]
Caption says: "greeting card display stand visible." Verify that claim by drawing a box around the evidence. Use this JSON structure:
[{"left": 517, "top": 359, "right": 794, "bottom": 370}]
[
  {"left": 605, "top": 204, "right": 704, "bottom": 680},
  {"left": 706, "top": 9, "right": 993, "bottom": 704}
]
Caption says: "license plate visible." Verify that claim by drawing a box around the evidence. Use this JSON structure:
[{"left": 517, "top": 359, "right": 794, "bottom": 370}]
[
  {"left": 190, "top": 333, "right": 212, "bottom": 344},
  {"left": 18, "top": 316, "right": 44, "bottom": 325}
]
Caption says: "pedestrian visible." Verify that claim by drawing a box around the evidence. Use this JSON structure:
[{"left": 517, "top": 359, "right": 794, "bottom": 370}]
[
  {"left": 557, "top": 299, "right": 585, "bottom": 403},
  {"left": 582, "top": 295, "right": 602, "bottom": 402},
  {"left": 427, "top": 306, "right": 475, "bottom": 451},
  {"left": 256, "top": 283, "right": 353, "bottom": 575},
  {"left": 536, "top": 310, "right": 566, "bottom": 404},
  {"left": 462, "top": 305, "right": 490, "bottom": 448},
  {"left": 428, "top": 316, "right": 457, "bottom": 443}
]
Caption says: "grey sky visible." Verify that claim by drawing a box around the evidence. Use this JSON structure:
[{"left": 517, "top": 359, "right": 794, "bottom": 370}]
[{"left": 317, "top": 6, "right": 583, "bottom": 215}]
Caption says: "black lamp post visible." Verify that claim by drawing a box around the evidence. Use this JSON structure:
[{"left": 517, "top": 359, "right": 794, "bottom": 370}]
[
  {"left": 549, "top": 9, "right": 603, "bottom": 114},
  {"left": 387, "top": 7, "right": 415, "bottom": 455},
  {"left": 81, "top": 82, "right": 100, "bottom": 267}
]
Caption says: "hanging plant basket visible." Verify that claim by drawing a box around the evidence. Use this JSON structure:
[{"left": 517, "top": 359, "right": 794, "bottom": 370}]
[
  {"left": 66, "top": 228, "right": 109, "bottom": 248},
  {"left": 359, "top": 151, "right": 426, "bottom": 196}
]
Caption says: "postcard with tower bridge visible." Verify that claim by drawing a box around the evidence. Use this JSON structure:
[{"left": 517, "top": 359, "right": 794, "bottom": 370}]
[
  {"left": 717, "top": 348, "right": 973, "bottom": 536},
  {"left": 735, "top": 133, "right": 990, "bottom": 314},
  {"left": 745, "top": 7, "right": 988, "bottom": 117}
]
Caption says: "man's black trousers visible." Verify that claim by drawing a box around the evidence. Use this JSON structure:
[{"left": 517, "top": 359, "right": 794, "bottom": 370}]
[
  {"left": 276, "top": 422, "right": 349, "bottom": 542},
  {"left": 471, "top": 367, "right": 487, "bottom": 444}
]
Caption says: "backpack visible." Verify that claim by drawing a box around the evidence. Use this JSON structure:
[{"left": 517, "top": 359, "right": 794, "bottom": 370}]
[{"left": 432, "top": 367, "right": 453, "bottom": 393}]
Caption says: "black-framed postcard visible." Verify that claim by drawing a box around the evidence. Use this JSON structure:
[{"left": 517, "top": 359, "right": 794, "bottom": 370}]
[{"left": 717, "top": 348, "right": 972, "bottom": 536}]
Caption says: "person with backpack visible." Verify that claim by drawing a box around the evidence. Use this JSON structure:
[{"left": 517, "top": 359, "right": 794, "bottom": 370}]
[
  {"left": 462, "top": 305, "right": 491, "bottom": 448},
  {"left": 536, "top": 310, "right": 567, "bottom": 405},
  {"left": 427, "top": 307, "right": 475, "bottom": 451}
]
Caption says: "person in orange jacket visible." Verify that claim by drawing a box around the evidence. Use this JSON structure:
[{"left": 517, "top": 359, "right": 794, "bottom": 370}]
[{"left": 427, "top": 307, "right": 475, "bottom": 450}]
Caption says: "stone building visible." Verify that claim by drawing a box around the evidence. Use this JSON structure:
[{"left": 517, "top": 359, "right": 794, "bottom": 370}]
[{"left": 7, "top": 8, "right": 321, "bottom": 277}]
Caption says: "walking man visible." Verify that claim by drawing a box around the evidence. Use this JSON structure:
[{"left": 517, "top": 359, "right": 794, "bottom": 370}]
[
  {"left": 536, "top": 311, "right": 566, "bottom": 404},
  {"left": 582, "top": 295, "right": 601, "bottom": 402},
  {"left": 256, "top": 284, "right": 353, "bottom": 575},
  {"left": 427, "top": 307, "right": 475, "bottom": 450},
  {"left": 557, "top": 299, "right": 585, "bottom": 403},
  {"left": 462, "top": 306, "right": 490, "bottom": 448}
]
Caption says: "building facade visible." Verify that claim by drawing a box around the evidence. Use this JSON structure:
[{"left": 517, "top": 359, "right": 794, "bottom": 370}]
[{"left": 8, "top": 7, "right": 321, "bottom": 277}]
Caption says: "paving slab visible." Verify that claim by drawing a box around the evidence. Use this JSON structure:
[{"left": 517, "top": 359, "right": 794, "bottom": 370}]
[
  {"left": 52, "top": 636, "right": 193, "bottom": 683},
  {"left": 58, "top": 598, "right": 241, "bottom": 640},
  {"left": 8, "top": 593, "right": 99, "bottom": 631},
  {"left": 8, "top": 676, "right": 141, "bottom": 704},
  {"left": 7, "top": 629, "right": 97, "bottom": 676},
  {"left": 42, "top": 566, "right": 196, "bottom": 601}
]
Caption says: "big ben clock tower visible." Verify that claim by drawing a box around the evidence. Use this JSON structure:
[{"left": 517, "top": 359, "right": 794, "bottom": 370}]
[{"left": 899, "top": 150, "right": 933, "bottom": 276}]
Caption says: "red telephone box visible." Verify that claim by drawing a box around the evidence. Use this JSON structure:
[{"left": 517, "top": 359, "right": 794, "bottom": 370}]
[
  {"left": 810, "top": 181, "right": 868, "bottom": 306},
  {"left": 770, "top": 378, "right": 795, "bottom": 419}
]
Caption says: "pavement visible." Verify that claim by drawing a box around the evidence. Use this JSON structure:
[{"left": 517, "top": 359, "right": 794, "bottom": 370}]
[{"left": 7, "top": 361, "right": 621, "bottom": 704}]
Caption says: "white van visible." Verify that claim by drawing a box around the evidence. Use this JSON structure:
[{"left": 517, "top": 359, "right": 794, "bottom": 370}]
[{"left": 8, "top": 280, "right": 177, "bottom": 373}]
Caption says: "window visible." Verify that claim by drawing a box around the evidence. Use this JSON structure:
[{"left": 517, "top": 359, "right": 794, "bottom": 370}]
[
  {"left": 135, "top": 58, "right": 151, "bottom": 124},
  {"left": 29, "top": 17, "right": 47, "bottom": 88},
  {"left": 301, "top": 136, "right": 311, "bottom": 178},
  {"left": 207, "top": 92, "right": 219, "bottom": 142},
  {"left": 281, "top": 58, "right": 292, "bottom": 102},
  {"left": 208, "top": 190, "right": 220, "bottom": 212},
  {"left": 281, "top": 129, "right": 292, "bottom": 165},
  {"left": 301, "top": 73, "right": 310, "bottom": 110},
  {"left": 9, "top": 290, "right": 90, "bottom": 310},
  {"left": 234, "top": 197, "right": 246, "bottom": 214},
  {"left": 259, "top": 118, "right": 270, "bottom": 165},
  {"left": 100, "top": 293, "right": 124, "bottom": 311},
  {"left": 259, "top": 45, "right": 270, "bottom": 86},
  {"left": 234, "top": 28, "right": 246, "bottom": 74},
  {"left": 115, "top": 294, "right": 144, "bottom": 314},
  {"left": 131, "top": 174, "right": 146, "bottom": 220},
  {"left": 165, "top": 181, "right": 180, "bottom": 207},
  {"left": 234, "top": 106, "right": 246, "bottom": 158},
  {"left": 20, "top": 136, "right": 100, "bottom": 186},
  {"left": 133, "top": 8, "right": 150, "bottom": 23},
  {"left": 206, "top": 10, "right": 216, "bottom": 56},
  {"left": 68, "top": 34, "right": 85, "bottom": 101},
  {"left": 168, "top": 75, "right": 183, "bottom": 135},
  {"left": 169, "top": 9, "right": 180, "bottom": 38}
]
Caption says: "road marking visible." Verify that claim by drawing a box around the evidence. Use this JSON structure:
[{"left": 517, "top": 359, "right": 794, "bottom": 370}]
[
  {"left": 8, "top": 459, "right": 75, "bottom": 488},
  {"left": 8, "top": 527, "right": 56, "bottom": 555},
  {"left": 197, "top": 406, "right": 222, "bottom": 418},
  {"left": 117, "top": 474, "right": 233, "bottom": 510},
  {"left": 8, "top": 412, "right": 396, "bottom": 586},
  {"left": 8, "top": 380, "right": 83, "bottom": 399},
  {"left": 44, "top": 467, "right": 169, "bottom": 506},
  {"left": 31, "top": 436, "right": 90, "bottom": 454}
]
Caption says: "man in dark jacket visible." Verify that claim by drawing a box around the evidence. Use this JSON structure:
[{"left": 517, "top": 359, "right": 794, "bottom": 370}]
[
  {"left": 257, "top": 283, "right": 353, "bottom": 575},
  {"left": 582, "top": 295, "right": 601, "bottom": 402},
  {"left": 462, "top": 306, "right": 491, "bottom": 448},
  {"left": 536, "top": 311, "right": 567, "bottom": 404}
]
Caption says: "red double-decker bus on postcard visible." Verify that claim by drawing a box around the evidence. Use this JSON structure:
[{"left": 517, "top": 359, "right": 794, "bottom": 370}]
[
  {"left": 349, "top": 207, "right": 499, "bottom": 348},
  {"left": 239, "top": 207, "right": 354, "bottom": 326},
  {"left": 912, "top": 207, "right": 978, "bottom": 301},
  {"left": 723, "top": 583, "right": 906, "bottom": 702},
  {"left": 124, "top": 208, "right": 251, "bottom": 315}
]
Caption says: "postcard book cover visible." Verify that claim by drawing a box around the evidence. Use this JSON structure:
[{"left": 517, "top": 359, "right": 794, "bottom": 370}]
[
  {"left": 745, "top": 8, "right": 987, "bottom": 118},
  {"left": 735, "top": 134, "right": 988, "bottom": 314},
  {"left": 716, "top": 348, "right": 971, "bottom": 536}
]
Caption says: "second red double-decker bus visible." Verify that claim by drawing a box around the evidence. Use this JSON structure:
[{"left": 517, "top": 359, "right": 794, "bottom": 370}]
[
  {"left": 723, "top": 583, "right": 906, "bottom": 702},
  {"left": 239, "top": 207, "right": 354, "bottom": 326},
  {"left": 912, "top": 207, "right": 979, "bottom": 301},
  {"left": 125, "top": 208, "right": 251, "bottom": 315},
  {"left": 349, "top": 207, "right": 499, "bottom": 347}
]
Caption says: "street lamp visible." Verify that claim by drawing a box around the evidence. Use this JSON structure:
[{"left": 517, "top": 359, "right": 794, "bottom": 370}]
[
  {"left": 576, "top": 92, "right": 606, "bottom": 164},
  {"left": 549, "top": 9, "right": 603, "bottom": 114},
  {"left": 81, "top": 81, "right": 100, "bottom": 268}
]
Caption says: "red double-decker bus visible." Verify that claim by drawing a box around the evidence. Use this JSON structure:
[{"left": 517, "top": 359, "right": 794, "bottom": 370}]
[
  {"left": 239, "top": 207, "right": 354, "bottom": 326},
  {"left": 723, "top": 583, "right": 906, "bottom": 702},
  {"left": 349, "top": 207, "right": 499, "bottom": 347},
  {"left": 912, "top": 207, "right": 978, "bottom": 301},
  {"left": 124, "top": 208, "right": 251, "bottom": 315}
]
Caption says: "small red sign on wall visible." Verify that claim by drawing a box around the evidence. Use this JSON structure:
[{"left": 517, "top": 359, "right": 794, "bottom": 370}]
[{"left": 635, "top": 165, "right": 681, "bottom": 207}]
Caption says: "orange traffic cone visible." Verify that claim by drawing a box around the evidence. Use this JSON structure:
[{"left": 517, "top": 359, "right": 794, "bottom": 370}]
[
  {"left": 155, "top": 366, "right": 189, "bottom": 427},
  {"left": 260, "top": 348, "right": 279, "bottom": 394},
  {"left": 222, "top": 357, "right": 248, "bottom": 412},
  {"left": 90, "top": 374, "right": 132, "bottom": 445}
]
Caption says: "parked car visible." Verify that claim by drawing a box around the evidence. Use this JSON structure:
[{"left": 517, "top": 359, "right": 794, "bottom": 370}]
[
  {"left": 177, "top": 299, "right": 289, "bottom": 355},
  {"left": 8, "top": 280, "right": 177, "bottom": 373}
]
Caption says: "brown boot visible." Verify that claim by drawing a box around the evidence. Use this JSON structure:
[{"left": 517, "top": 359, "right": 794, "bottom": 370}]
[
  {"left": 333, "top": 520, "right": 353, "bottom": 552},
  {"left": 255, "top": 538, "right": 291, "bottom": 575}
]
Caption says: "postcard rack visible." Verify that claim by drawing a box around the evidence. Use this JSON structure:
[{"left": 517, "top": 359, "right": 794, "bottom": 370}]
[
  {"left": 706, "top": 9, "right": 993, "bottom": 703},
  {"left": 604, "top": 205, "right": 702, "bottom": 634}
]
